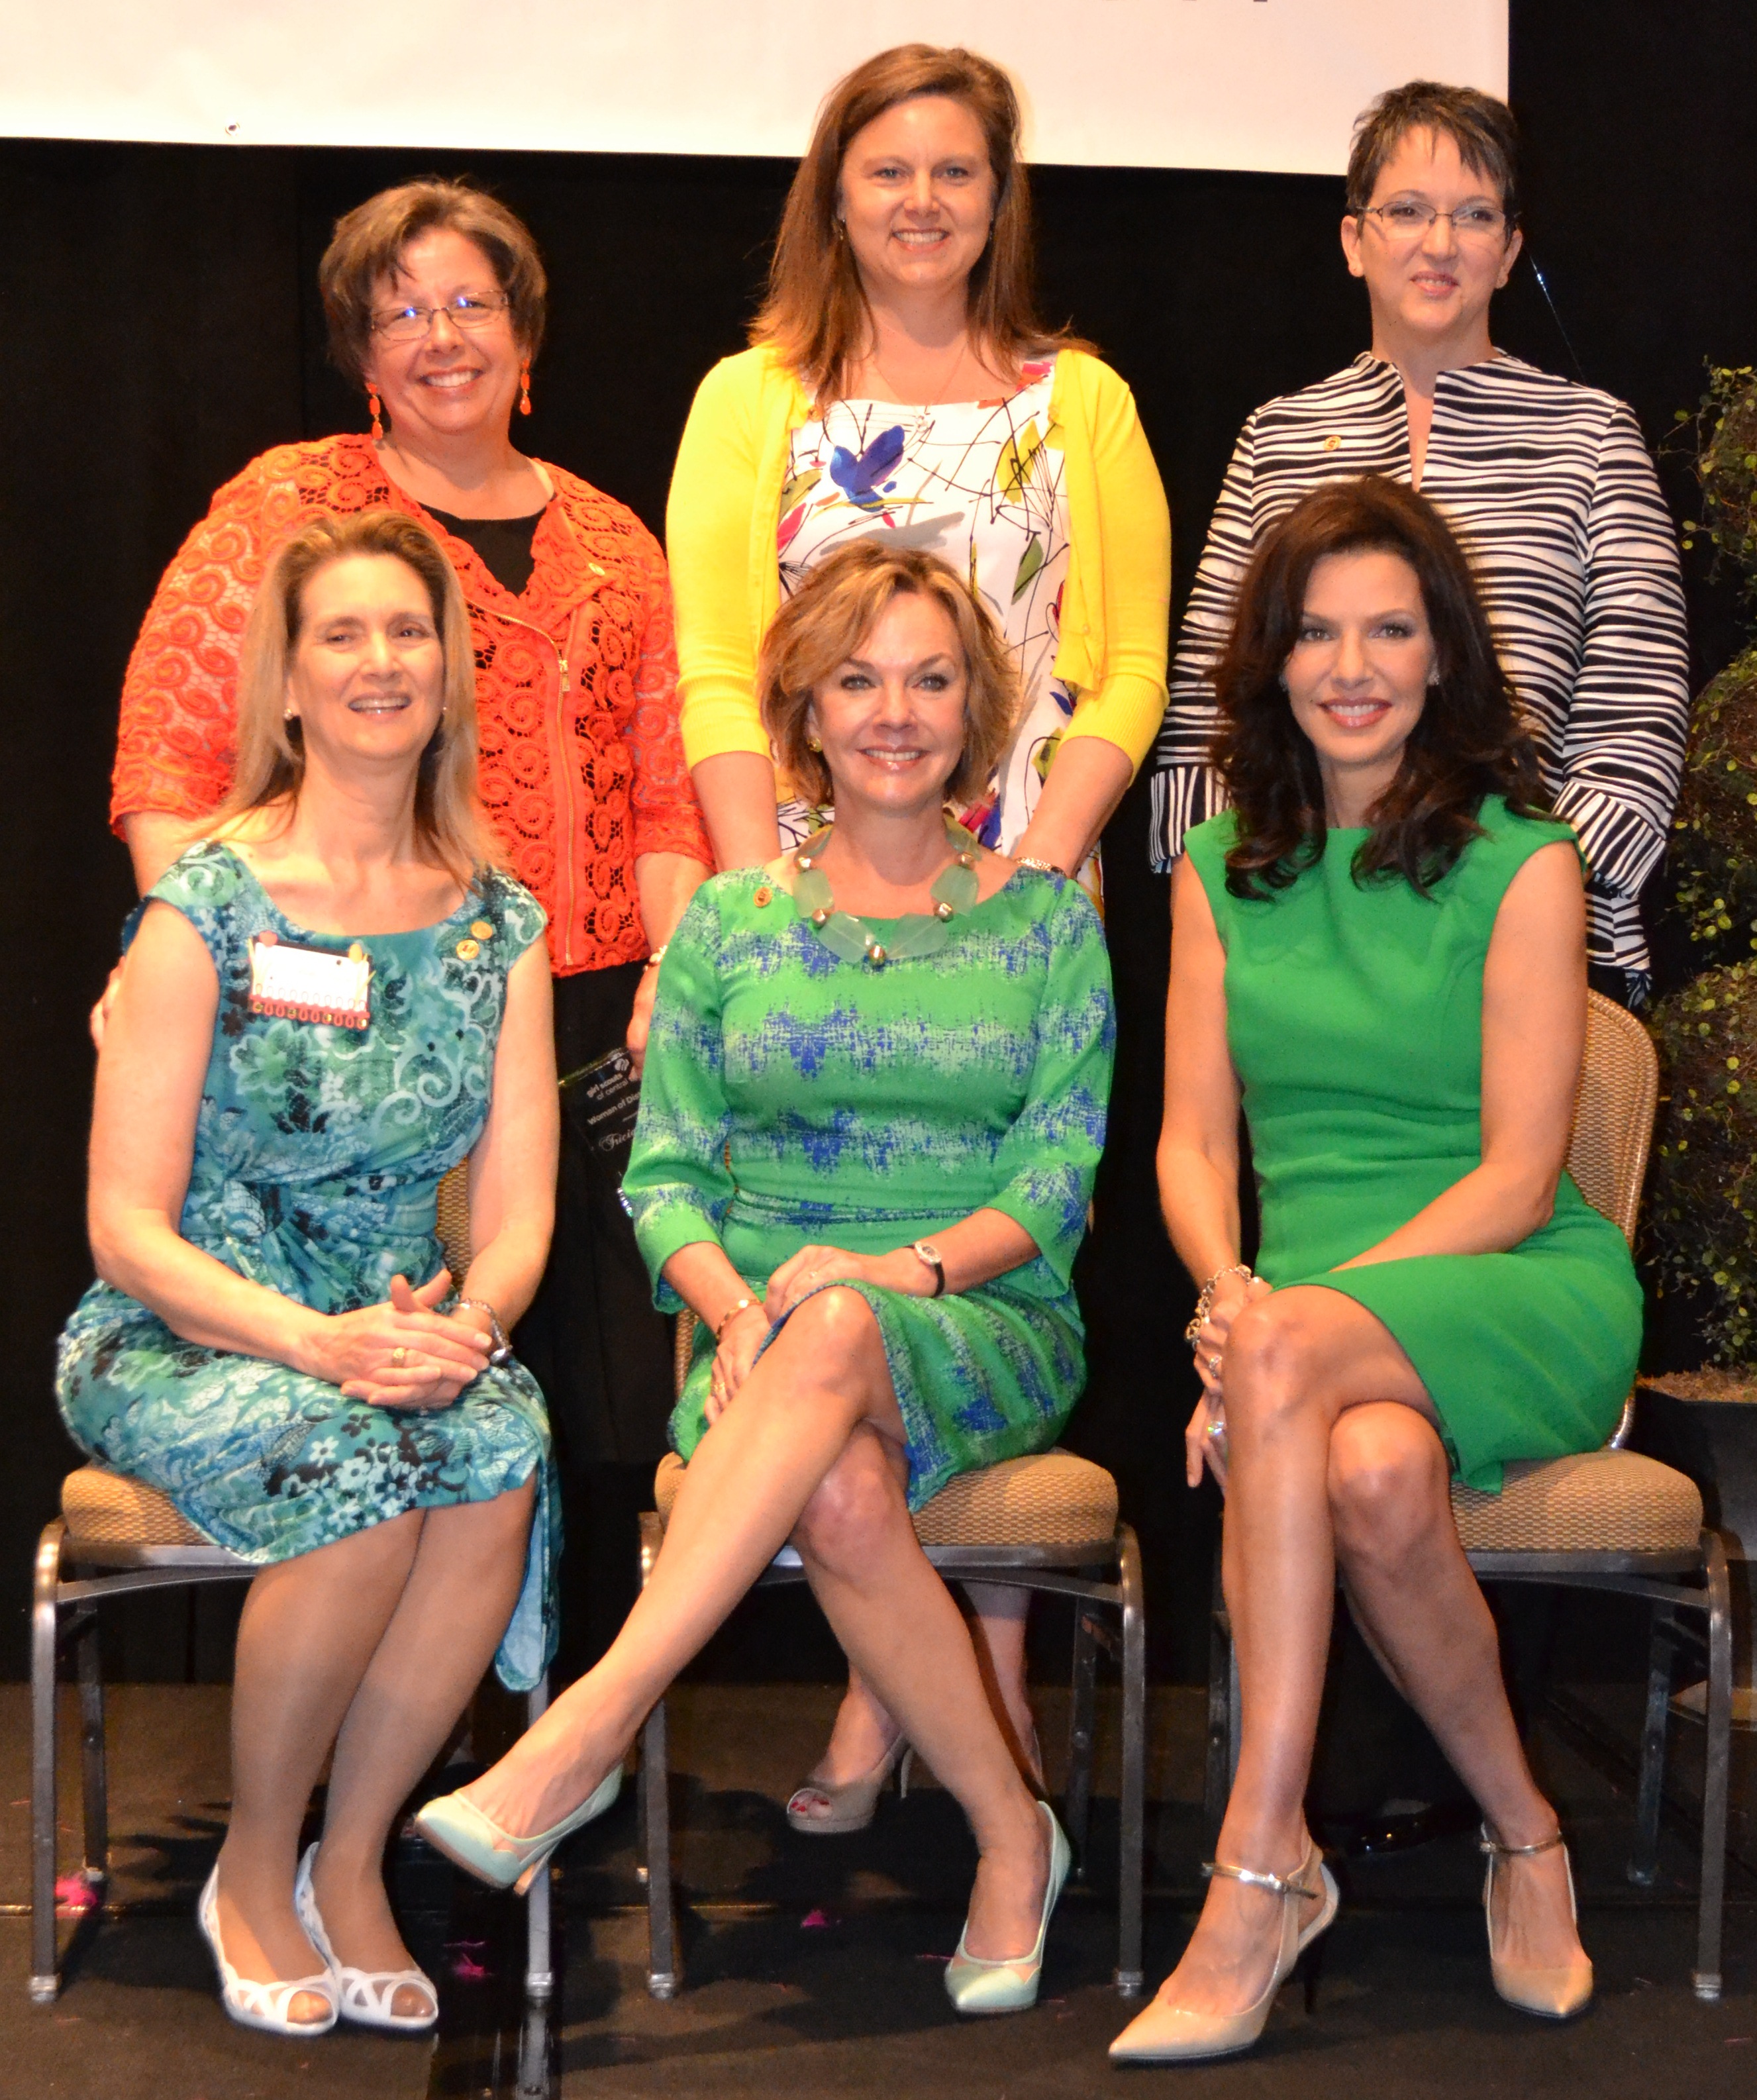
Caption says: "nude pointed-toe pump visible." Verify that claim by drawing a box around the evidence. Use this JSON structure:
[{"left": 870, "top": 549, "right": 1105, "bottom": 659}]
[
  {"left": 1481, "top": 1826, "right": 1593, "bottom": 2021},
  {"left": 1108, "top": 1838, "right": 1338, "bottom": 2064}
]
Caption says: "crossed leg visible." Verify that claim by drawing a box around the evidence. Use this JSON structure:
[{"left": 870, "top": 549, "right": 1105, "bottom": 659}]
[
  {"left": 1153, "top": 1286, "right": 1583, "bottom": 2020},
  {"left": 461, "top": 1287, "right": 1050, "bottom": 1956}
]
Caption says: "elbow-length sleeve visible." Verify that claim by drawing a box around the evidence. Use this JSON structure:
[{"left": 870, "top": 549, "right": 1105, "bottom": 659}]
[
  {"left": 626, "top": 562, "right": 713, "bottom": 868},
  {"left": 1144, "top": 415, "right": 1260, "bottom": 868},
  {"left": 985, "top": 883, "right": 1116, "bottom": 1291},
  {"left": 1062, "top": 364, "right": 1172, "bottom": 770},
  {"left": 666, "top": 357, "right": 773, "bottom": 770},
  {"left": 1547, "top": 400, "right": 1691, "bottom": 915},
  {"left": 622, "top": 885, "right": 734, "bottom": 1307},
  {"left": 111, "top": 450, "right": 289, "bottom": 834}
]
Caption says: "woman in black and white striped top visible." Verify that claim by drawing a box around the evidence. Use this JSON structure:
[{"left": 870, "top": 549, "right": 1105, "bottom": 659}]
[{"left": 1146, "top": 82, "right": 1688, "bottom": 995}]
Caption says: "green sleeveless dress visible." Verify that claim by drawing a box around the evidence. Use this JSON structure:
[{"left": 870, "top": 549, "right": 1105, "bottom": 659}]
[{"left": 1184, "top": 797, "right": 1642, "bottom": 1491}]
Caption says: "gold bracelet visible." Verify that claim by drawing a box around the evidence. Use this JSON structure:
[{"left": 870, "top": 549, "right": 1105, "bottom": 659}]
[
  {"left": 1183, "top": 1264, "right": 1255, "bottom": 1345},
  {"left": 714, "top": 1295, "right": 755, "bottom": 1341}
]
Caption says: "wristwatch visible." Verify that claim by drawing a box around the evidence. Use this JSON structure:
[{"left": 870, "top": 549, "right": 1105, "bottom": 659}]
[{"left": 911, "top": 1239, "right": 946, "bottom": 1297}]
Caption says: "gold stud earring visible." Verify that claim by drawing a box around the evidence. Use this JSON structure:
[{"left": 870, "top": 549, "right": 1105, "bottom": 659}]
[{"left": 806, "top": 734, "right": 823, "bottom": 753}]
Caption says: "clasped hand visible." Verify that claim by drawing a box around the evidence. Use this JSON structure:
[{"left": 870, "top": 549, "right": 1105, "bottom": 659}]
[
  {"left": 705, "top": 1242, "right": 923, "bottom": 1425},
  {"left": 309, "top": 1269, "right": 493, "bottom": 1409},
  {"left": 1183, "top": 1272, "right": 1273, "bottom": 1490}
]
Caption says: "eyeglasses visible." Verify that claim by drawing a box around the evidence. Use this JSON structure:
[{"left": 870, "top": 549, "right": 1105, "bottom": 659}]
[
  {"left": 370, "top": 293, "right": 511, "bottom": 342},
  {"left": 1359, "top": 201, "right": 1510, "bottom": 244}
]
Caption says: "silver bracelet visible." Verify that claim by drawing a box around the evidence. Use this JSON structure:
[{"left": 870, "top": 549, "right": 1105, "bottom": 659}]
[
  {"left": 1015, "top": 855, "right": 1061, "bottom": 876},
  {"left": 456, "top": 1296, "right": 513, "bottom": 1366},
  {"left": 1184, "top": 1264, "right": 1256, "bottom": 1346}
]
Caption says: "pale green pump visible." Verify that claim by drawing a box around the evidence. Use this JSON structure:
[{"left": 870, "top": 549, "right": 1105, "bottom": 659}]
[{"left": 944, "top": 1801, "right": 1072, "bottom": 2016}]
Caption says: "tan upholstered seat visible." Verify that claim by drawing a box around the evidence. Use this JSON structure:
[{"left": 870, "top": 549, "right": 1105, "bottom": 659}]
[
  {"left": 61, "top": 1463, "right": 211, "bottom": 1548},
  {"left": 652, "top": 1445, "right": 1119, "bottom": 1554},
  {"left": 1450, "top": 1449, "right": 1703, "bottom": 1556}
]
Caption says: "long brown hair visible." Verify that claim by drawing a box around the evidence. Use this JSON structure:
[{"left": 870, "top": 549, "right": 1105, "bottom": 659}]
[
  {"left": 752, "top": 44, "right": 1087, "bottom": 401},
  {"left": 760, "top": 541, "right": 1019, "bottom": 808},
  {"left": 209, "top": 509, "right": 497, "bottom": 883},
  {"left": 1212, "top": 477, "right": 1544, "bottom": 898}
]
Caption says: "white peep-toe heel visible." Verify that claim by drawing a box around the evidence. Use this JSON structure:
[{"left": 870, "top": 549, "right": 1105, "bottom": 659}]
[
  {"left": 197, "top": 1862, "right": 338, "bottom": 2037},
  {"left": 295, "top": 1842, "right": 438, "bottom": 2033}
]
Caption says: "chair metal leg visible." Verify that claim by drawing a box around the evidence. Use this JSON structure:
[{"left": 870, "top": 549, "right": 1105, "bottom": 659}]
[
  {"left": 1115, "top": 1524, "right": 1146, "bottom": 1997},
  {"left": 524, "top": 1674, "right": 554, "bottom": 2004},
  {"left": 1203, "top": 1544, "right": 1232, "bottom": 1841},
  {"left": 75, "top": 1611, "right": 108, "bottom": 1890},
  {"left": 1693, "top": 1533, "right": 1732, "bottom": 2000},
  {"left": 1628, "top": 1604, "right": 1672, "bottom": 1888},
  {"left": 642, "top": 1698, "right": 678, "bottom": 1998},
  {"left": 1063, "top": 1606, "right": 1099, "bottom": 1875},
  {"left": 30, "top": 1521, "right": 66, "bottom": 2005}
]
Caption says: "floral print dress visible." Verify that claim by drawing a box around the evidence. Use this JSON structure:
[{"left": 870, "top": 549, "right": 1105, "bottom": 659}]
[
  {"left": 56, "top": 844, "right": 557, "bottom": 1689},
  {"left": 778, "top": 360, "right": 1087, "bottom": 884},
  {"left": 623, "top": 865, "right": 1114, "bottom": 1508}
]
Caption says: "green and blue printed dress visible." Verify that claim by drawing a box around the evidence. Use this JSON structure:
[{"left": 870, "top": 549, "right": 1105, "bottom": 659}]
[
  {"left": 623, "top": 865, "right": 1115, "bottom": 1508},
  {"left": 1185, "top": 797, "right": 1643, "bottom": 1492},
  {"left": 55, "top": 843, "right": 557, "bottom": 1689}
]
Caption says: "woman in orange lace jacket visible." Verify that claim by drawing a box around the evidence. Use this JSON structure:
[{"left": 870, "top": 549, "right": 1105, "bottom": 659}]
[{"left": 110, "top": 177, "right": 712, "bottom": 1489}]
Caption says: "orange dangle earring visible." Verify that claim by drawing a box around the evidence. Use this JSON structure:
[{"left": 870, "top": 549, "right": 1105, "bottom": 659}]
[
  {"left": 368, "top": 386, "right": 383, "bottom": 441},
  {"left": 519, "top": 363, "right": 532, "bottom": 417}
]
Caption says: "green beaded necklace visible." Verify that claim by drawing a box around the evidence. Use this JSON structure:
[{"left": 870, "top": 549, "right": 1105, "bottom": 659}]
[{"left": 792, "top": 823, "right": 981, "bottom": 967}]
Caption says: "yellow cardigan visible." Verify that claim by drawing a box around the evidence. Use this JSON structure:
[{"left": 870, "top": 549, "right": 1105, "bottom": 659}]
[{"left": 666, "top": 344, "right": 1172, "bottom": 775}]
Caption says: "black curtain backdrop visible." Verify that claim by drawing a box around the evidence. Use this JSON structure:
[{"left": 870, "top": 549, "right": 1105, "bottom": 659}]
[{"left": 3, "top": 2, "right": 1754, "bottom": 1680}]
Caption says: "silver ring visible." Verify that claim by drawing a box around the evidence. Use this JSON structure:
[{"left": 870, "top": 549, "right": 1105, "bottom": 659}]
[
  {"left": 1207, "top": 1354, "right": 1222, "bottom": 1376},
  {"left": 1205, "top": 1420, "right": 1225, "bottom": 1440}
]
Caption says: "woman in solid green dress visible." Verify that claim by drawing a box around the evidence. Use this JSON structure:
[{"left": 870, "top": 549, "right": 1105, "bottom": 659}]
[
  {"left": 1113, "top": 477, "right": 1640, "bottom": 2063},
  {"left": 421, "top": 542, "right": 1114, "bottom": 2017}
]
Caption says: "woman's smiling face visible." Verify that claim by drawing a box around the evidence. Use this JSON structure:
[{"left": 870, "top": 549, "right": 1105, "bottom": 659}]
[
  {"left": 808, "top": 588, "right": 969, "bottom": 821},
  {"left": 1283, "top": 547, "right": 1437, "bottom": 815},
  {"left": 283, "top": 554, "right": 446, "bottom": 773},
  {"left": 836, "top": 95, "right": 997, "bottom": 308}
]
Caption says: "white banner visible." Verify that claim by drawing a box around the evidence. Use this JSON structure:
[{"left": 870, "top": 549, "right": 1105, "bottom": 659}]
[{"left": 0, "top": 2, "right": 1506, "bottom": 175}]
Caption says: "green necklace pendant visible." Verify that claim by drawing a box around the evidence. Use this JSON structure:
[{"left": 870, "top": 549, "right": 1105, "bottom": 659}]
[{"left": 793, "top": 825, "right": 980, "bottom": 968}]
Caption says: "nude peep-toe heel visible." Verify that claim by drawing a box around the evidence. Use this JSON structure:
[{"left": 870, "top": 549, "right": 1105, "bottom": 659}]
[
  {"left": 1108, "top": 1838, "right": 1338, "bottom": 2063},
  {"left": 197, "top": 1863, "right": 338, "bottom": 2037},
  {"left": 295, "top": 1843, "right": 437, "bottom": 2032},
  {"left": 1481, "top": 1825, "right": 1593, "bottom": 2019},
  {"left": 785, "top": 1738, "right": 915, "bottom": 1835}
]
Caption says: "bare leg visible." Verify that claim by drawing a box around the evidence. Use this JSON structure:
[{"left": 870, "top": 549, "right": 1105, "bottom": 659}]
[
  {"left": 312, "top": 1479, "right": 536, "bottom": 2015},
  {"left": 463, "top": 1291, "right": 1048, "bottom": 1954},
  {"left": 792, "top": 1430, "right": 1048, "bottom": 1957},
  {"left": 216, "top": 1513, "right": 424, "bottom": 2021},
  {"left": 1329, "top": 1406, "right": 1585, "bottom": 1972},
  {"left": 1152, "top": 1289, "right": 1431, "bottom": 2018}
]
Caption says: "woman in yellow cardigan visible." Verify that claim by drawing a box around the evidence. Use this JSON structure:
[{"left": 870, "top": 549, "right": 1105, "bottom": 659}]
[{"left": 665, "top": 42, "right": 1170, "bottom": 1832}]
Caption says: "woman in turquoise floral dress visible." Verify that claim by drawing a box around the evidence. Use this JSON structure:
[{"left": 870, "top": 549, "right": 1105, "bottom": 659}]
[
  {"left": 421, "top": 544, "right": 1113, "bottom": 2017},
  {"left": 58, "top": 510, "right": 558, "bottom": 2039}
]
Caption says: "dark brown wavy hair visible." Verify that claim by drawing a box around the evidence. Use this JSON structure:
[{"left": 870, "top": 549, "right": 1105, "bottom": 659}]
[
  {"left": 751, "top": 43, "right": 1088, "bottom": 401},
  {"left": 1212, "top": 476, "right": 1544, "bottom": 899}
]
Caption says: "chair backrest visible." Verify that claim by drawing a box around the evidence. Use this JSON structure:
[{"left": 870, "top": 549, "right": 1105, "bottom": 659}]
[
  {"left": 435, "top": 1160, "right": 473, "bottom": 1283},
  {"left": 1568, "top": 990, "right": 1660, "bottom": 1248}
]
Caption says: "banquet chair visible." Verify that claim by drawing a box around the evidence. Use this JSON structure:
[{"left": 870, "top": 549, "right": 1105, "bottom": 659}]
[
  {"left": 636, "top": 1313, "right": 1146, "bottom": 1999},
  {"left": 1203, "top": 990, "right": 1734, "bottom": 1998},
  {"left": 29, "top": 1161, "right": 556, "bottom": 2006}
]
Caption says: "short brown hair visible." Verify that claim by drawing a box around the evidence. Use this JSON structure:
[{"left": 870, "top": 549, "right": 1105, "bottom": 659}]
[
  {"left": 211, "top": 509, "right": 497, "bottom": 883},
  {"left": 760, "top": 542, "right": 1019, "bottom": 809},
  {"left": 1346, "top": 80, "right": 1520, "bottom": 228},
  {"left": 752, "top": 44, "right": 1087, "bottom": 401},
  {"left": 1212, "top": 476, "right": 1543, "bottom": 898},
  {"left": 319, "top": 178, "right": 548, "bottom": 387}
]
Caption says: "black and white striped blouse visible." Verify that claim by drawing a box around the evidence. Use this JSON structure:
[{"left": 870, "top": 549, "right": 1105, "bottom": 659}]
[{"left": 1145, "top": 352, "right": 1690, "bottom": 982}]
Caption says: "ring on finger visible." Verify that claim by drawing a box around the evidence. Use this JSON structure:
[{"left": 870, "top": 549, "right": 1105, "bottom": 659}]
[
  {"left": 1207, "top": 1354, "right": 1221, "bottom": 1376},
  {"left": 1205, "top": 1419, "right": 1225, "bottom": 1440},
  {"left": 391, "top": 1346, "right": 407, "bottom": 1368}
]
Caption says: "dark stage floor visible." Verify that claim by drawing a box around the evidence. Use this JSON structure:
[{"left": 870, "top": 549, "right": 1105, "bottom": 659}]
[{"left": 5, "top": 1679, "right": 1754, "bottom": 2099}]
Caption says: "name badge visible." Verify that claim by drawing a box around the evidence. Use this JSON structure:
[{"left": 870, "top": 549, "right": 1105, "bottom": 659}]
[{"left": 248, "top": 930, "right": 372, "bottom": 1030}]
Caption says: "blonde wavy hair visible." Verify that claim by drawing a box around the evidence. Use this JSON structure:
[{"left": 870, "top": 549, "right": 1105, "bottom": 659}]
[
  {"left": 209, "top": 509, "right": 495, "bottom": 882},
  {"left": 760, "top": 540, "right": 1020, "bottom": 809}
]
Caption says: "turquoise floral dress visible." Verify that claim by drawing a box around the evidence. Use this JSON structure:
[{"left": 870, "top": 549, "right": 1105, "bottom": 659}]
[
  {"left": 56, "top": 844, "right": 557, "bottom": 1689},
  {"left": 623, "top": 866, "right": 1114, "bottom": 1507}
]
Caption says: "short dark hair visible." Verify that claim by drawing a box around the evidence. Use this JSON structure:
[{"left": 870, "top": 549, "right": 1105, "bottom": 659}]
[
  {"left": 1211, "top": 476, "right": 1545, "bottom": 899},
  {"left": 1346, "top": 79, "right": 1520, "bottom": 228},
  {"left": 760, "top": 541, "right": 1019, "bottom": 809},
  {"left": 319, "top": 178, "right": 547, "bottom": 387}
]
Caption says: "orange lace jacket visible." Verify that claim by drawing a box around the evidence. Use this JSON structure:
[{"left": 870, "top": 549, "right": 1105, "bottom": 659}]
[{"left": 112, "top": 434, "right": 711, "bottom": 976}]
